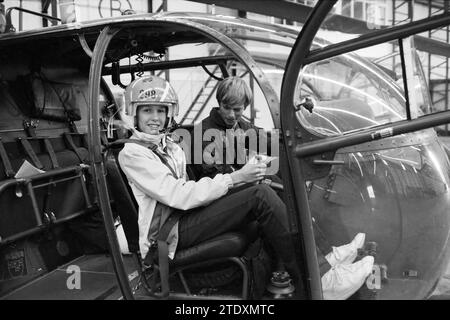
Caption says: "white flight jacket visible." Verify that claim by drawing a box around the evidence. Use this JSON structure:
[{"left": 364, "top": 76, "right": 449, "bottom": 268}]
[{"left": 118, "top": 136, "right": 233, "bottom": 259}]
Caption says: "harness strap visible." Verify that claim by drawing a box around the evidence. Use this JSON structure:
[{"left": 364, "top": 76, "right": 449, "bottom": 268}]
[
  {"left": 19, "top": 138, "right": 44, "bottom": 170},
  {"left": 0, "top": 138, "right": 15, "bottom": 178},
  {"left": 69, "top": 121, "right": 78, "bottom": 134},
  {"left": 111, "top": 139, "right": 179, "bottom": 178},
  {"left": 63, "top": 133, "right": 84, "bottom": 163},
  {"left": 156, "top": 240, "right": 170, "bottom": 297},
  {"left": 142, "top": 211, "right": 182, "bottom": 298},
  {"left": 43, "top": 138, "right": 59, "bottom": 169}
]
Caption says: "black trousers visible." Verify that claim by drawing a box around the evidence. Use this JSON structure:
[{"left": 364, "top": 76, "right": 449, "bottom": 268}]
[{"left": 177, "top": 184, "right": 301, "bottom": 284}]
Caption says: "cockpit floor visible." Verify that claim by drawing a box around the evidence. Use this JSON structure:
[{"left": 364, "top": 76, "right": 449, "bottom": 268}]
[{"left": 1, "top": 254, "right": 139, "bottom": 300}]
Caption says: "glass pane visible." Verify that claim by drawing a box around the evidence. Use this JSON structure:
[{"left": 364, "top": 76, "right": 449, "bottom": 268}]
[
  {"left": 163, "top": 12, "right": 298, "bottom": 47},
  {"left": 309, "top": 129, "right": 450, "bottom": 299},
  {"left": 293, "top": 43, "right": 407, "bottom": 136},
  {"left": 367, "top": 38, "right": 432, "bottom": 118}
]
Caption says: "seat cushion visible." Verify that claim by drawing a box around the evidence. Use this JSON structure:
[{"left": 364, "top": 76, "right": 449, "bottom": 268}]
[{"left": 170, "top": 232, "right": 250, "bottom": 269}]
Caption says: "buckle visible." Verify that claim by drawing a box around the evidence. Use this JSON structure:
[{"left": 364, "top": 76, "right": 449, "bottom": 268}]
[{"left": 149, "top": 239, "right": 157, "bottom": 248}]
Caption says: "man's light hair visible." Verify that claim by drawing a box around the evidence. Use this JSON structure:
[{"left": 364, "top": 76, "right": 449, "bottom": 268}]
[{"left": 216, "top": 76, "right": 253, "bottom": 108}]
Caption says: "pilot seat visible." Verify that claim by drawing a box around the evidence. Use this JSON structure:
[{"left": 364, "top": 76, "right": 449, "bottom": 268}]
[{"left": 104, "top": 143, "right": 260, "bottom": 299}]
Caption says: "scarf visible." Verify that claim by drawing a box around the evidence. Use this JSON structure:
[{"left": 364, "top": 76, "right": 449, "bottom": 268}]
[{"left": 131, "top": 128, "right": 166, "bottom": 149}]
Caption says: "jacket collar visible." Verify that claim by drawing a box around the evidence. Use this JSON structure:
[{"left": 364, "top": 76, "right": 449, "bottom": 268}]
[
  {"left": 209, "top": 107, "right": 236, "bottom": 130},
  {"left": 131, "top": 131, "right": 168, "bottom": 151}
]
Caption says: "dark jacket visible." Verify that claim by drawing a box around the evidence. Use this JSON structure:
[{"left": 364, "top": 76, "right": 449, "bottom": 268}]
[{"left": 193, "top": 107, "right": 265, "bottom": 180}]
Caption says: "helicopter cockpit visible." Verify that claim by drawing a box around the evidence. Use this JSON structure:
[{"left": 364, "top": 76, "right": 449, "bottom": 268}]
[{"left": 1, "top": 0, "right": 450, "bottom": 301}]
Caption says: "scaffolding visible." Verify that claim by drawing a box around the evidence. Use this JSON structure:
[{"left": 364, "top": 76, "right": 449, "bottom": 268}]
[
  {"left": 383, "top": 0, "right": 450, "bottom": 134},
  {"left": 387, "top": 0, "right": 414, "bottom": 115},
  {"left": 425, "top": 0, "right": 450, "bottom": 135}
]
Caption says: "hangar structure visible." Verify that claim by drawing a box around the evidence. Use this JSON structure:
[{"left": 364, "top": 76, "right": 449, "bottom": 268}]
[{"left": 2, "top": 0, "right": 450, "bottom": 133}]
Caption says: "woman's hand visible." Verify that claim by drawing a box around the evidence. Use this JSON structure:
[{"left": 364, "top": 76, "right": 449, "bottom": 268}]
[{"left": 230, "top": 162, "right": 267, "bottom": 186}]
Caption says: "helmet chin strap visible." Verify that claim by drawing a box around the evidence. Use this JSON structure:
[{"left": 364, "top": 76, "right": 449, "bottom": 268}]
[{"left": 162, "top": 115, "right": 174, "bottom": 133}]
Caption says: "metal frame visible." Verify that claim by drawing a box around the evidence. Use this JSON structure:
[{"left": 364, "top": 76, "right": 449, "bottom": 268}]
[
  {"left": 295, "top": 111, "right": 450, "bottom": 158},
  {"left": 280, "top": 0, "right": 338, "bottom": 300},
  {"left": 138, "top": 256, "right": 249, "bottom": 299},
  {"left": 0, "top": 165, "right": 92, "bottom": 246},
  {"left": 4, "top": 6, "right": 60, "bottom": 33},
  {"left": 88, "top": 25, "right": 134, "bottom": 300},
  {"left": 102, "top": 55, "right": 236, "bottom": 75}
]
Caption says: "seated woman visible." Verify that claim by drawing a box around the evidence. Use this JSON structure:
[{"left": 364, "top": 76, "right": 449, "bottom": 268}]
[
  {"left": 117, "top": 75, "right": 374, "bottom": 300},
  {"left": 117, "top": 75, "right": 301, "bottom": 295}
]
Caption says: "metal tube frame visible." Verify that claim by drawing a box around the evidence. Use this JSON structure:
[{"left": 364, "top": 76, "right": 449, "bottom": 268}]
[
  {"left": 399, "top": 38, "right": 412, "bottom": 120},
  {"left": 102, "top": 55, "right": 236, "bottom": 76},
  {"left": 0, "top": 207, "right": 98, "bottom": 246},
  {"left": 5, "top": 6, "right": 61, "bottom": 33},
  {"left": 87, "top": 26, "right": 134, "bottom": 300},
  {"left": 280, "top": 0, "right": 338, "bottom": 300},
  {"left": 0, "top": 165, "right": 92, "bottom": 245},
  {"left": 295, "top": 109, "right": 450, "bottom": 159}
]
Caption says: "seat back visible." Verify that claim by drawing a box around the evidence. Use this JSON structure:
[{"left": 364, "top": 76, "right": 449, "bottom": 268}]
[
  {"left": 175, "top": 124, "right": 202, "bottom": 181},
  {"left": 104, "top": 147, "right": 140, "bottom": 253}
]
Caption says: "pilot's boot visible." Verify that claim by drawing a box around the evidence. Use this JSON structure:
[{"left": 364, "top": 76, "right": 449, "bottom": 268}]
[
  {"left": 325, "top": 233, "right": 366, "bottom": 267},
  {"left": 321, "top": 255, "right": 374, "bottom": 300}
]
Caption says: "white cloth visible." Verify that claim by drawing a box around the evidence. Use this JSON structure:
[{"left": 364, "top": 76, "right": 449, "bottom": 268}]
[
  {"left": 116, "top": 224, "right": 131, "bottom": 255},
  {"left": 131, "top": 128, "right": 165, "bottom": 146},
  {"left": 322, "top": 255, "right": 374, "bottom": 300},
  {"left": 118, "top": 134, "right": 233, "bottom": 259},
  {"left": 325, "top": 233, "right": 366, "bottom": 267}
]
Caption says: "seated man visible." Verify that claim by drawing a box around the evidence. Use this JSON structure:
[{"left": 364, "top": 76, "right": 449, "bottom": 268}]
[
  {"left": 194, "top": 76, "right": 374, "bottom": 300},
  {"left": 193, "top": 76, "right": 266, "bottom": 180}
]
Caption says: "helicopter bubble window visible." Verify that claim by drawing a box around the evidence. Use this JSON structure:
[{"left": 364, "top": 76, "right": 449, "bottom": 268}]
[
  {"left": 294, "top": 43, "right": 408, "bottom": 136},
  {"left": 374, "top": 45, "right": 432, "bottom": 118},
  {"left": 164, "top": 13, "right": 298, "bottom": 48},
  {"left": 307, "top": 135, "right": 450, "bottom": 299},
  {"left": 313, "top": 0, "right": 442, "bottom": 48}
]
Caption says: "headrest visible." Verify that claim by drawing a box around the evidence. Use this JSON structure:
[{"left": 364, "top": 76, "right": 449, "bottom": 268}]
[{"left": 9, "top": 72, "right": 84, "bottom": 123}]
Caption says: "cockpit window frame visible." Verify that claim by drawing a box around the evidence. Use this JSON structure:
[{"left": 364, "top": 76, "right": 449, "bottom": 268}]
[{"left": 280, "top": 0, "right": 450, "bottom": 300}]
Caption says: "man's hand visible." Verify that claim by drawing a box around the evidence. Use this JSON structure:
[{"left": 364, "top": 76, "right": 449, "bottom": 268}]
[
  {"left": 248, "top": 154, "right": 278, "bottom": 165},
  {"left": 230, "top": 162, "right": 267, "bottom": 186}
]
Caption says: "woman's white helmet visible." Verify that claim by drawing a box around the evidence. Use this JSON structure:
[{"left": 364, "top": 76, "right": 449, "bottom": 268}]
[{"left": 122, "top": 75, "right": 179, "bottom": 131}]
